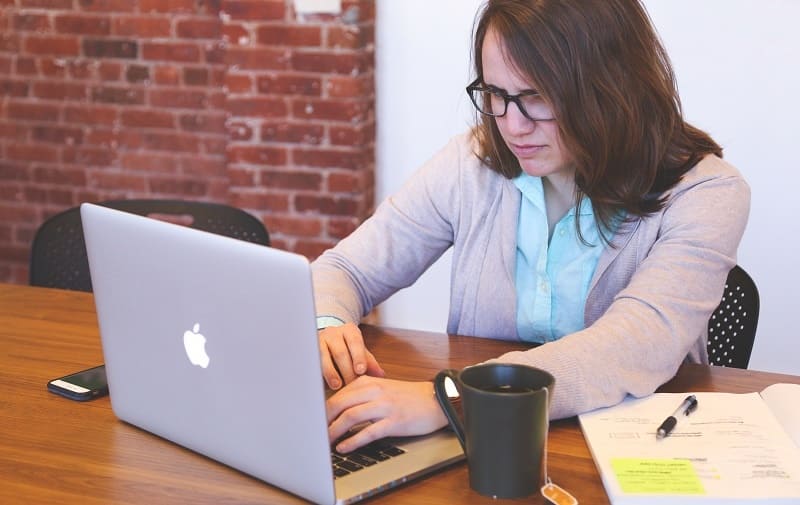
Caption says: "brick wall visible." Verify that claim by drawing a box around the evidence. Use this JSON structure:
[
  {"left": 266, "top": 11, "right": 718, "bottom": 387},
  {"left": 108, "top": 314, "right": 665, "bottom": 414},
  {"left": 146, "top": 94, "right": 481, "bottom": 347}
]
[{"left": 0, "top": 0, "right": 375, "bottom": 284}]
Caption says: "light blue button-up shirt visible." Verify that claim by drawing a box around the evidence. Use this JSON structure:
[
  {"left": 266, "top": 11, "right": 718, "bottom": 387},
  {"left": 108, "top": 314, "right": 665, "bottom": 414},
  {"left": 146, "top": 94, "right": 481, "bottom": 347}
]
[{"left": 513, "top": 174, "right": 604, "bottom": 343}]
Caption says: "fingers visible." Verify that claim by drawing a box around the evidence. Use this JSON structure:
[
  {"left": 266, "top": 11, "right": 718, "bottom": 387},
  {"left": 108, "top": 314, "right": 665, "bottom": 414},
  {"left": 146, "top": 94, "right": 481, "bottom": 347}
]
[{"left": 319, "top": 323, "right": 381, "bottom": 389}]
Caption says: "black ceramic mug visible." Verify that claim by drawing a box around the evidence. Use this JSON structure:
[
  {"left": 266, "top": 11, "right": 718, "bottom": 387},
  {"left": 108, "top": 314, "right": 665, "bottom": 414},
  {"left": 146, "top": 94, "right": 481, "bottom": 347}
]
[{"left": 434, "top": 363, "right": 555, "bottom": 499}]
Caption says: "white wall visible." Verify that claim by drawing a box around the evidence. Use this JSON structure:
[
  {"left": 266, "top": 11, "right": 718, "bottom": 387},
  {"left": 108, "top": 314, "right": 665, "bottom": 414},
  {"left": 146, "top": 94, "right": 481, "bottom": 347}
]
[{"left": 376, "top": 0, "right": 800, "bottom": 375}]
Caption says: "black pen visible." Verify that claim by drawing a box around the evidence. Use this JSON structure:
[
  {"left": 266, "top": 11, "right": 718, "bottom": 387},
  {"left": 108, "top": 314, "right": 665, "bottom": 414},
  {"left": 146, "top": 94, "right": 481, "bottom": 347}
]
[{"left": 656, "top": 394, "right": 698, "bottom": 439}]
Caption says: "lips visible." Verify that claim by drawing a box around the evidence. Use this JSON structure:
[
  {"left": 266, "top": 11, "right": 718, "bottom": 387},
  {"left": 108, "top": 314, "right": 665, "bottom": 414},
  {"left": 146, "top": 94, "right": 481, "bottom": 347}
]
[{"left": 510, "top": 143, "right": 546, "bottom": 158}]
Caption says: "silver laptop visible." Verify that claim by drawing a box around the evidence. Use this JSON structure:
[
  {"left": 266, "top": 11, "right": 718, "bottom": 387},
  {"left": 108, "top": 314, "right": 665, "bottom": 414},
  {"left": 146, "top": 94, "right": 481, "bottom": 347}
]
[{"left": 80, "top": 203, "right": 463, "bottom": 505}]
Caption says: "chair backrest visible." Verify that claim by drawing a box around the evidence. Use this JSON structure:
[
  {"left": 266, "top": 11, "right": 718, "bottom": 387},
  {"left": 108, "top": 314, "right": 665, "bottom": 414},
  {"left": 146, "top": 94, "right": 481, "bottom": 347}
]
[
  {"left": 29, "top": 199, "right": 270, "bottom": 292},
  {"left": 707, "top": 265, "right": 759, "bottom": 369}
]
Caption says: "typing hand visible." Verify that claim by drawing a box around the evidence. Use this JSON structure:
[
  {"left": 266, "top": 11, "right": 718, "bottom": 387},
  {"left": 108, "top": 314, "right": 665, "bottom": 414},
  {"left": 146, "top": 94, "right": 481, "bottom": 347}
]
[
  {"left": 318, "top": 323, "right": 385, "bottom": 390},
  {"left": 326, "top": 376, "right": 448, "bottom": 453}
]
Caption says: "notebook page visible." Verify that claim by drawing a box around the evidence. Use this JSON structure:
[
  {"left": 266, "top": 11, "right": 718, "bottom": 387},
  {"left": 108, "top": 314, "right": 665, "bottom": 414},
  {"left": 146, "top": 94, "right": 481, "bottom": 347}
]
[{"left": 760, "top": 383, "right": 800, "bottom": 448}]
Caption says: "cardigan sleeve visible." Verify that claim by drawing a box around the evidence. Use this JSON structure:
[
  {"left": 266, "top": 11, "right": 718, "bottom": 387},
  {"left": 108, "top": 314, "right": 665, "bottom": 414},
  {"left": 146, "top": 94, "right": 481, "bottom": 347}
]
[
  {"left": 490, "top": 156, "right": 751, "bottom": 419},
  {"left": 310, "top": 135, "right": 469, "bottom": 323}
]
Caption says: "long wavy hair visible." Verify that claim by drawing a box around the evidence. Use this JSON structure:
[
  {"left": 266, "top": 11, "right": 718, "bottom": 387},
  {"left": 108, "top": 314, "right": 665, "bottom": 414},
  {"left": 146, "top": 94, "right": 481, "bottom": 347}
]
[{"left": 472, "top": 0, "right": 722, "bottom": 238}]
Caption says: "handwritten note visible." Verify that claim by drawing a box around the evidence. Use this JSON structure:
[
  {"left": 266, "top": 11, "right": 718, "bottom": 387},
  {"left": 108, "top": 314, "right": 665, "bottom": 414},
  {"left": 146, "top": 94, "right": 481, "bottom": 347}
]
[{"left": 611, "top": 458, "right": 704, "bottom": 495}]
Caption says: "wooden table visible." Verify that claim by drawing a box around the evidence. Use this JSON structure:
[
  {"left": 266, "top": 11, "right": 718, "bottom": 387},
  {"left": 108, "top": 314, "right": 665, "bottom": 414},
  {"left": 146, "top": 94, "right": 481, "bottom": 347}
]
[{"left": 2, "top": 283, "right": 798, "bottom": 504}]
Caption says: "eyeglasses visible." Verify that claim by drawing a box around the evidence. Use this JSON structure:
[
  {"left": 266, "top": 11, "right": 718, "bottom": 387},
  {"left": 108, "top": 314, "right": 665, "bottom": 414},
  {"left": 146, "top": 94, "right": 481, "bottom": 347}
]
[{"left": 466, "top": 78, "right": 556, "bottom": 123}]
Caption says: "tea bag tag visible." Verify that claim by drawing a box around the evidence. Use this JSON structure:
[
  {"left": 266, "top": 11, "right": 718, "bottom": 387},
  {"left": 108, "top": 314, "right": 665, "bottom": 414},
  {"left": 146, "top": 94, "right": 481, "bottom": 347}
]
[{"left": 541, "top": 478, "right": 578, "bottom": 505}]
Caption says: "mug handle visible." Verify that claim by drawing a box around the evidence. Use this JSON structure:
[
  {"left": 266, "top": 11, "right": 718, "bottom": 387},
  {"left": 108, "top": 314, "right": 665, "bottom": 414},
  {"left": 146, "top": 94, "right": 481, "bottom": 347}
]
[{"left": 433, "top": 369, "right": 466, "bottom": 451}]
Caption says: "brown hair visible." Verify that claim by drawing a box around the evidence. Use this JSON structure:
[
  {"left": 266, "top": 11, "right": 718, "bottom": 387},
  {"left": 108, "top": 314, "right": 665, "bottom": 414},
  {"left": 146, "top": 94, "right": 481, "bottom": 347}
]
[{"left": 472, "top": 0, "right": 722, "bottom": 235}]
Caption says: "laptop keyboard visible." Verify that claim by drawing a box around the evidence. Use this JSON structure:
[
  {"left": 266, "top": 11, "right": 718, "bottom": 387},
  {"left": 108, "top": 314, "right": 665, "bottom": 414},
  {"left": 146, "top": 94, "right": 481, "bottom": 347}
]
[{"left": 331, "top": 440, "right": 406, "bottom": 478}]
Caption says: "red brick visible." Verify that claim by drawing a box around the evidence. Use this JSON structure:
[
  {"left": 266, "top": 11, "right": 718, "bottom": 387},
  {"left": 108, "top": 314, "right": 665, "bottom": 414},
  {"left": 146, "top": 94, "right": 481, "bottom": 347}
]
[
  {"left": 140, "top": 0, "right": 196, "bottom": 13},
  {"left": 228, "top": 167, "right": 257, "bottom": 186},
  {"left": 201, "top": 136, "right": 227, "bottom": 156},
  {"left": 327, "top": 171, "right": 363, "bottom": 193},
  {"left": 326, "top": 75, "right": 372, "bottom": 98},
  {"left": 292, "top": 99, "right": 369, "bottom": 122},
  {"left": 256, "top": 25, "right": 321, "bottom": 47},
  {"left": 330, "top": 124, "right": 374, "bottom": 146},
  {"left": 257, "top": 74, "right": 321, "bottom": 96},
  {"left": 126, "top": 64, "right": 150, "bottom": 83},
  {"left": 39, "top": 58, "right": 67, "bottom": 77},
  {"left": 0, "top": 33, "right": 20, "bottom": 53},
  {"left": 259, "top": 170, "right": 321, "bottom": 191},
  {"left": 20, "top": 0, "right": 73, "bottom": 8},
  {"left": 13, "top": 13, "right": 51, "bottom": 31},
  {"left": 139, "top": 132, "right": 201, "bottom": 153},
  {"left": 14, "top": 57, "right": 37, "bottom": 75},
  {"left": 55, "top": 15, "right": 112, "bottom": 35},
  {"left": 120, "top": 152, "right": 178, "bottom": 172},
  {"left": 142, "top": 42, "right": 201, "bottom": 63},
  {"left": 293, "top": 147, "right": 368, "bottom": 170},
  {"left": 25, "top": 36, "right": 80, "bottom": 57},
  {"left": 7, "top": 101, "right": 60, "bottom": 121},
  {"left": 91, "top": 85, "right": 145, "bottom": 104},
  {"left": 222, "top": 23, "right": 250, "bottom": 45},
  {"left": 227, "top": 145, "right": 287, "bottom": 165},
  {"left": 33, "top": 125, "right": 84, "bottom": 145},
  {"left": 226, "top": 47, "right": 288, "bottom": 70},
  {"left": 0, "top": 79, "right": 29, "bottom": 97},
  {"left": 229, "top": 191, "right": 290, "bottom": 212},
  {"left": 154, "top": 65, "right": 180, "bottom": 85},
  {"left": 112, "top": 16, "right": 171, "bottom": 38},
  {"left": 292, "top": 51, "right": 368, "bottom": 75},
  {"left": 264, "top": 215, "right": 322, "bottom": 237},
  {"left": 0, "top": 122, "right": 30, "bottom": 140},
  {"left": 150, "top": 89, "right": 208, "bottom": 109},
  {"left": 183, "top": 67, "right": 208, "bottom": 86},
  {"left": 261, "top": 122, "right": 323, "bottom": 145},
  {"left": 224, "top": 73, "right": 252, "bottom": 93},
  {"left": 328, "top": 25, "right": 372, "bottom": 50},
  {"left": 148, "top": 176, "right": 208, "bottom": 196},
  {"left": 179, "top": 113, "right": 227, "bottom": 134},
  {"left": 180, "top": 156, "right": 226, "bottom": 177},
  {"left": 176, "top": 18, "right": 221, "bottom": 39},
  {"left": 32, "top": 81, "right": 87, "bottom": 101},
  {"left": 121, "top": 109, "right": 175, "bottom": 129},
  {"left": 83, "top": 39, "right": 137, "bottom": 59},
  {"left": 6, "top": 144, "right": 59, "bottom": 163},
  {"left": 64, "top": 105, "right": 118, "bottom": 125},
  {"left": 0, "top": 163, "right": 31, "bottom": 181},
  {"left": 222, "top": 0, "right": 285, "bottom": 21},
  {"left": 227, "top": 97, "right": 287, "bottom": 118},
  {"left": 227, "top": 121, "right": 253, "bottom": 141},
  {"left": 69, "top": 60, "right": 93, "bottom": 79},
  {"left": 77, "top": 0, "right": 137, "bottom": 12},
  {"left": 294, "top": 194, "right": 360, "bottom": 216},
  {"left": 98, "top": 61, "right": 123, "bottom": 80},
  {"left": 32, "top": 166, "right": 87, "bottom": 186},
  {"left": 62, "top": 146, "right": 116, "bottom": 166},
  {"left": 91, "top": 171, "right": 147, "bottom": 191}
]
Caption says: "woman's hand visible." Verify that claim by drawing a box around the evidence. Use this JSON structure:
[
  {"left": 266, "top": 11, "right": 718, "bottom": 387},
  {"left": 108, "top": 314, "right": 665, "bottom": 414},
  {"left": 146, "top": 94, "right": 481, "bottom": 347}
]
[
  {"left": 326, "top": 375, "right": 449, "bottom": 453},
  {"left": 318, "top": 323, "right": 385, "bottom": 390}
]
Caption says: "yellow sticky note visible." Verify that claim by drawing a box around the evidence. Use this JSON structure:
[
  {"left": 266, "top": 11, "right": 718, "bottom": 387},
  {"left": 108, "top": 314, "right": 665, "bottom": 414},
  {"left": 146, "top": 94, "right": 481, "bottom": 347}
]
[{"left": 611, "top": 458, "right": 705, "bottom": 495}]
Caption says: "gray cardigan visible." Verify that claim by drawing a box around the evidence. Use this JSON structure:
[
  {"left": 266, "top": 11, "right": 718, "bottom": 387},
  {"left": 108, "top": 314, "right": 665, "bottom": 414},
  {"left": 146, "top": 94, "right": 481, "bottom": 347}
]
[{"left": 311, "top": 132, "right": 750, "bottom": 419}]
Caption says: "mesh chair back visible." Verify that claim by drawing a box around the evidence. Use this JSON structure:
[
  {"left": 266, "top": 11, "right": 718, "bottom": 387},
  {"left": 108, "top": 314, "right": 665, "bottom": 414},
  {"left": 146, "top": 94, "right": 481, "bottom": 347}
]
[
  {"left": 707, "top": 265, "right": 759, "bottom": 369},
  {"left": 30, "top": 199, "right": 269, "bottom": 293}
]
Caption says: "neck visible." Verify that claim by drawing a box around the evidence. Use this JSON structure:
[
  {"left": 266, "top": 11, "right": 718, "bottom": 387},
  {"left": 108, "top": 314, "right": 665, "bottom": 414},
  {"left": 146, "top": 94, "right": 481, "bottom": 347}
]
[{"left": 542, "top": 172, "right": 576, "bottom": 239}]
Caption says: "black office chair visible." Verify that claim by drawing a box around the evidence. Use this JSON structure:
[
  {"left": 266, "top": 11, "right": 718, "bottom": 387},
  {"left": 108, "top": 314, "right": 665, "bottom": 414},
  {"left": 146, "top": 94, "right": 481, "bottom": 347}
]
[
  {"left": 707, "top": 265, "right": 759, "bottom": 369},
  {"left": 29, "top": 199, "right": 270, "bottom": 293}
]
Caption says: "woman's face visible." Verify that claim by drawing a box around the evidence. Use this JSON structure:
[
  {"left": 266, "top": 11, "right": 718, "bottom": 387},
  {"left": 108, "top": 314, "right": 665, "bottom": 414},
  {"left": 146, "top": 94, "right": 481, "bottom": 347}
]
[{"left": 481, "top": 28, "right": 571, "bottom": 179}]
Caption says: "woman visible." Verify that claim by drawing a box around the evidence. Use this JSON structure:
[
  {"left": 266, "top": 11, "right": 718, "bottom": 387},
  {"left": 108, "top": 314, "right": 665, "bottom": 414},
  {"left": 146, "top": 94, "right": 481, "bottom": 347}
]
[{"left": 314, "top": 0, "right": 749, "bottom": 453}]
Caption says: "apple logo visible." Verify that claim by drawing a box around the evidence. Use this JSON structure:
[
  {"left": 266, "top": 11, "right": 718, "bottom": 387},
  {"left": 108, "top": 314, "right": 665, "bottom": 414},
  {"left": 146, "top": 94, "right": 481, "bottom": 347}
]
[{"left": 183, "top": 323, "right": 210, "bottom": 368}]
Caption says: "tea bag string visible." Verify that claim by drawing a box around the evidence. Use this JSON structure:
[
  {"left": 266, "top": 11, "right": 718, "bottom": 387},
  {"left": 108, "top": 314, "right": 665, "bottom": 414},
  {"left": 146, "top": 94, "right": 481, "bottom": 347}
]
[{"left": 539, "top": 386, "right": 579, "bottom": 505}]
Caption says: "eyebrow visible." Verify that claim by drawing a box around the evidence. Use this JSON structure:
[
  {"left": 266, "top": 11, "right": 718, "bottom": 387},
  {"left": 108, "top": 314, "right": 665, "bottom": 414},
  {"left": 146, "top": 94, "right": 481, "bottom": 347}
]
[{"left": 483, "top": 82, "right": 541, "bottom": 97}]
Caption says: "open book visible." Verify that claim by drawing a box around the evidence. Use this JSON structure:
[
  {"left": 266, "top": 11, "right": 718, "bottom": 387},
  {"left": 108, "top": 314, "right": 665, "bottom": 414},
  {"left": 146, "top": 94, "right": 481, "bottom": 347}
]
[{"left": 578, "top": 383, "right": 800, "bottom": 504}]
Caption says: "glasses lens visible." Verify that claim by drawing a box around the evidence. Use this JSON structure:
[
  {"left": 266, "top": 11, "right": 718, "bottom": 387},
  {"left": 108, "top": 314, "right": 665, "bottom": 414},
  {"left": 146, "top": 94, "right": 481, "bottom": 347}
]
[{"left": 518, "top": 93, "right": 551, "bottom": 121}]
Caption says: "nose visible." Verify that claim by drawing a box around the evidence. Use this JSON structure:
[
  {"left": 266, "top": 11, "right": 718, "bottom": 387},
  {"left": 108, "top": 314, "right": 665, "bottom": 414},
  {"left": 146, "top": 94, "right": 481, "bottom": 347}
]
[{"left": 500, "top": 101, "right": 535, "bottom": 134}]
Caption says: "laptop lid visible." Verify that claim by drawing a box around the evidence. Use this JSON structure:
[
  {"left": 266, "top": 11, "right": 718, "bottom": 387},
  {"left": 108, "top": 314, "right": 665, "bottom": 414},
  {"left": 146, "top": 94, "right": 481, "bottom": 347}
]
[{"left": 80, "top": 203, "right": 463, "bottom": 505}]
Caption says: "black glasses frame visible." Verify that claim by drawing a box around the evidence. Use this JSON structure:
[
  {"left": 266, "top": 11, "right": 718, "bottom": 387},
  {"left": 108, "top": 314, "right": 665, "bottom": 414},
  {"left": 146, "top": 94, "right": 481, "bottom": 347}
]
[{"left": 466, "top": 78, "right": 556, "bottom": 123}]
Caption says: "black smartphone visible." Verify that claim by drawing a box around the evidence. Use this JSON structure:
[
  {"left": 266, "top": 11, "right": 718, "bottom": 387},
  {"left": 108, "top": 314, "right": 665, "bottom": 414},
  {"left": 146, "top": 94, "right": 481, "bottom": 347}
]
[{"left": 47, "top": 364, "right": 109, "bottom": 401}]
